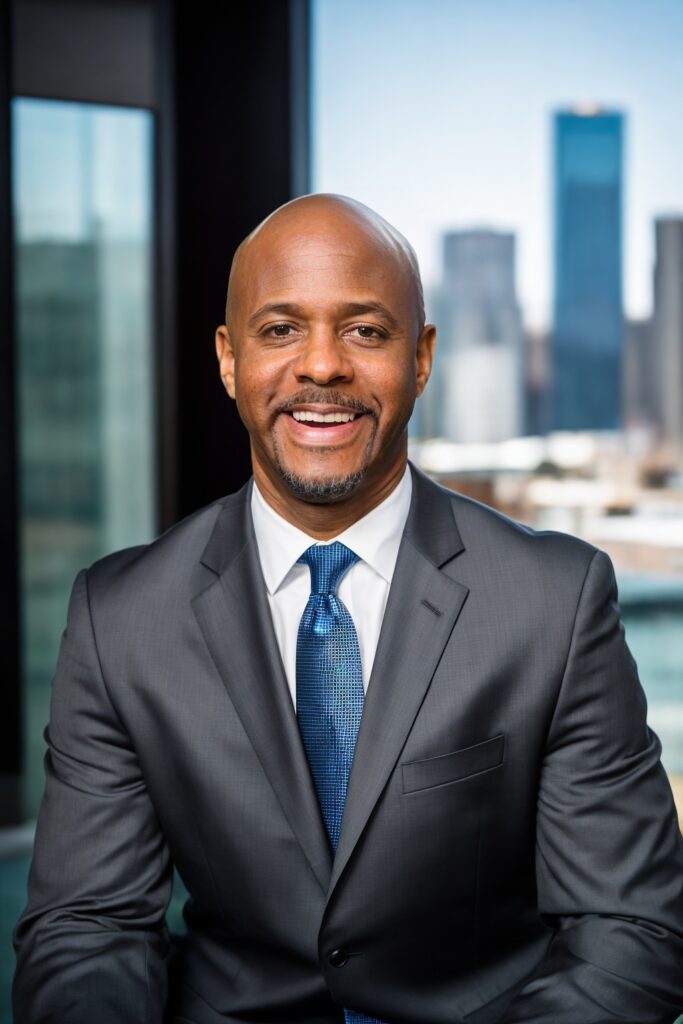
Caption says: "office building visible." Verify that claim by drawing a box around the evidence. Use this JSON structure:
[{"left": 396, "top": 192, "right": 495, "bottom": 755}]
[
  {"left": 436, "top": 229, "right": 524, "bottom": 443},
  {"left": 524, "top": 327, "right": 551, "bottom": 436},
  {"left": 653, "top": 217, "right": 683, "bottom": 466},
  {"left": 623, "top": 317, "right": 657, "bottom": 432},
  {"left": 551, "top": 108, "right": 624, "bottom": 430}
]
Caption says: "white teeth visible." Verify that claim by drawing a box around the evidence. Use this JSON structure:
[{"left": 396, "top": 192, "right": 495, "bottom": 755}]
[{"left": 292, "top": 410, "right": 357, "bottom": 423}]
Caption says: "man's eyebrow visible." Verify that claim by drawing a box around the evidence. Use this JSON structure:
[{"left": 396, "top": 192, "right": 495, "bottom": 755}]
[
  {"left": 247, "top": 303, "right": 304, "bottom": 327},
  {"left": 246, "top": 301, "right": 401, "bottom": 331},
  {"left": 341, "top": 302, "right": 400, "bottom": 330}
]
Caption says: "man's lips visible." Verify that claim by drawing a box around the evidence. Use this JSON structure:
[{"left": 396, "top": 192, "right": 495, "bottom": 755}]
[
  {"left": 278, "top": 406, "right": 370, "bottom": 443},
  {"left": 289, "top": 404, "right": 361, "bottom": 423}
]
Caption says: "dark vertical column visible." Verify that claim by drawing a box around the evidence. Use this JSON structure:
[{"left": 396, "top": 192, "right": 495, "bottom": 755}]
[
  {"left": 290, "top": 0, "right": 311, "bottom": 199},
  {"left": 0, "top": 0, "right": 21, "bottom": 823},
  {"left": 156, "top": 0, "right": 179, "bottom": 533},
  {"left": 166, "top": 0, "right": 310, "bottom": 523}
]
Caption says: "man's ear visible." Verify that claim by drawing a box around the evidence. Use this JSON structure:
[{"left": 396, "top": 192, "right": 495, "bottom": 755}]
[
  {"left": 215, "top": 324, "right": 236, "bottom": 399},
  {"left": 415, "top": 323, "right": 436, "bottom": 397}
]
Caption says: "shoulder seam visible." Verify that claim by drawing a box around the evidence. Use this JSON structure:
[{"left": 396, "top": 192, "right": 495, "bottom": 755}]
[
  {"left": 82, "top": 567, "right": 129, "bottom": 735},
  {"left": 545, "top": 547, "right": 601, "bottom": 742}
]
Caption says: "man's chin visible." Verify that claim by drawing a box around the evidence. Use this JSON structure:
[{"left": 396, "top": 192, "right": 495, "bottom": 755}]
[{"left": 277, "top": 466, "right": 367, "bottom": 504}]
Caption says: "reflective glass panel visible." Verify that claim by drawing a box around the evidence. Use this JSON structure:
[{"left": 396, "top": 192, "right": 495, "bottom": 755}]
[{"left": 12, "top": 98, "right": 155, "bottom": 819}]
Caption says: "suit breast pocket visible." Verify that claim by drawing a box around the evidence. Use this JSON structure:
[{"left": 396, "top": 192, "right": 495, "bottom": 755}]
[{"left": 401, "top": 733, "right": 505, "bottom": 794}]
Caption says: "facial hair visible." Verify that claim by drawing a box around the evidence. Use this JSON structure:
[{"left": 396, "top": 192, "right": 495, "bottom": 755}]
[
  {"left": 277, "top": 466, "right": 368, "bottom": 503},
  {"left": 270, "top": 410, "right": 378, "bottom": 504}
]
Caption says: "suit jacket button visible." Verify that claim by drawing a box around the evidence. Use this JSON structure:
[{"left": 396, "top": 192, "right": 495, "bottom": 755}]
[{"left": 328, "top": 948, "right": 348, "bottom": 968}]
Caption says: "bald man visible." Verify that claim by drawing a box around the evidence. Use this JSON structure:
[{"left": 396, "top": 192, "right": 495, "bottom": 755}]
[{"left": 13, "top": 195, "right": 683, "bottom": 1024}]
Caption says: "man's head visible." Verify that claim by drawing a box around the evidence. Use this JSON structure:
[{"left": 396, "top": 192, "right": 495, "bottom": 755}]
[{"left": 215, "top": 193, "right": 436, "bottom": 514}]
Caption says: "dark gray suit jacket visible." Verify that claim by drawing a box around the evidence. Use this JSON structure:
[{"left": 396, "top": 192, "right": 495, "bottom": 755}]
[{"left": 13, "top": 460, "right": 683, "bottom": 1023}]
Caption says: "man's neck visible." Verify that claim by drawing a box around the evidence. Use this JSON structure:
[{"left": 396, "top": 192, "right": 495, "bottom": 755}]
[{"left": 251, "top": 459, "right": 409, "bottom": 540}]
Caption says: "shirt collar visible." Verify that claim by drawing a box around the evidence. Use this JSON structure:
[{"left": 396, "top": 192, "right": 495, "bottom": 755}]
[{"left": 250, "top": 463, "right": 413, "bottom": 595}]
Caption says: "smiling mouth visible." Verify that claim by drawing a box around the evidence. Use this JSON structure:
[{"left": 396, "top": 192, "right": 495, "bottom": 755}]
[
  {"left": 289, "top": 410, "right": 362, "bottom": 425},
  {"left": 279, "top": 406, "right": 370, "bottom": 442}
]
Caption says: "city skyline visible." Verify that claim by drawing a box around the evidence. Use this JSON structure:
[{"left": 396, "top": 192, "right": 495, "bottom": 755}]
[{"left": 313, "top": 0, "right": 683, "bottom": 330}]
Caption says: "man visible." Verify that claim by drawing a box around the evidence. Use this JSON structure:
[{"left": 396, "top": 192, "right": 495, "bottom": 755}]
[{"left": 12, "top": 194, "right": 683, "bottom": 1024}]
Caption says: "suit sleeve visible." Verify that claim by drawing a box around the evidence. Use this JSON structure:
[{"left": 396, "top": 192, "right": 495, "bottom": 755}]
[
  {"left": 12, "top": 568, "right": 174, "bottom": 1023},
  {"left": 500, "top": 549, "right": 683, "bottom": 1024}
]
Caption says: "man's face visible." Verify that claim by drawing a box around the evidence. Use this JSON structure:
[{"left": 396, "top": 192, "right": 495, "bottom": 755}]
[{"left": 215, "top": 207, "right": 435, "bottom": 504}]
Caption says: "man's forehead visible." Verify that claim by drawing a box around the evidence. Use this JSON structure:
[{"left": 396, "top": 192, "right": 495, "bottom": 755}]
[
  {"left": 234, "top": 229, "right": 410, "bottom": 307},
  {"left": 240, "top": 217, "right": 405, "bottom": 273},
  {"left": 243, "top": 245, "right": 401, "bottom": 287}
]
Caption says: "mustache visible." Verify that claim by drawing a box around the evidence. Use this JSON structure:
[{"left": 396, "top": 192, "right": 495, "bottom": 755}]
[{"left": 277, "top": 390, "right": 374, "bottom": 417}]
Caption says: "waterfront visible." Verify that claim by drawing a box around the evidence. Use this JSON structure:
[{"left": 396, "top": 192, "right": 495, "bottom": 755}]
[{"left": 618, "top": 573, "right": 683, "bottom": 776}]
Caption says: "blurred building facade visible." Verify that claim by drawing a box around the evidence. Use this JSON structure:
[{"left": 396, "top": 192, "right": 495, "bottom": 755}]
[
  {"left": 524, "top": 326, "right": 551, "bottom": 436},
  {"left": 551, "top": 109, "right": 624, "bottom": 431},
  {"left": 623, "top": 316, "right": 656, "bottom": 430},
  {"left": 653, "top": 216, "right": 683, "bottom": 468},
  {"left": 432, "top": 229, "right": 523, "bottom": 443}
]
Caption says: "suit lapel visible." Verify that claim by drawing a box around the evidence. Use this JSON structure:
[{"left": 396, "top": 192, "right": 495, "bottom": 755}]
[
  {"left": 327, "top": 462, "right": 469, "bottom": 897},
  {"left": 191, "top": 481, "right": 333, "bottom": 893},
  {"left": 191, "top": 462, "right": 469, "bottom": 901}
]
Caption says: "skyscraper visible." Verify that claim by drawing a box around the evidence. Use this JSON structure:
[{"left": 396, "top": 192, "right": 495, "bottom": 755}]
[
  {"left": 623, "top": 317, "right": 656, "bottom": 432},
  {"left": 435, "top": 229, "right": 524, "bottom": 443},
  {"left": 653, "top": 217, "right": 683, "bottom": 466},
  {"left": 551, "top": 108, "right": 624, "bottom": 431}
]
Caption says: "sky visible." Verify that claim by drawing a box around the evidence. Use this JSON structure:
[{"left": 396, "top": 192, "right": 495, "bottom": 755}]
[{"left": 312, "top": 0, "right": 683, "bottom": 330}]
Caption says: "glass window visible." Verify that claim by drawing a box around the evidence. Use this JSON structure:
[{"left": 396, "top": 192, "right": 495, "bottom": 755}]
[{"left": 12, "top": 98, "right": 155, "bottom": 819}]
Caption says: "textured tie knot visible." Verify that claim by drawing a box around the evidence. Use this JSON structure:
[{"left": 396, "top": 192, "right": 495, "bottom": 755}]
[{"left": 298, "top": 541, "right": 359, "bottom": 595}]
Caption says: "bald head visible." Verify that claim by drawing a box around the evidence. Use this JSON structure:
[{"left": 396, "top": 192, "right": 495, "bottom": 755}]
[{"left": 225, "top": 193, "right": 425, "bottom": 333}]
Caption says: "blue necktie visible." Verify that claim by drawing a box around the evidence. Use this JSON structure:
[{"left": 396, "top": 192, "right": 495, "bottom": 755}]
[
  {"left": 296, "top": 542, "right": 385, "bottom": 1024},
  {"left": 296, "top": 541, "right": 364, "bottom": 852}
]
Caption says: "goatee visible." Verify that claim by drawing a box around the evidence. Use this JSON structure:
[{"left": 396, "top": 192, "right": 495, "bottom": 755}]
[{"left": 278, "top": 467, "right": 367, "bottom": 503}]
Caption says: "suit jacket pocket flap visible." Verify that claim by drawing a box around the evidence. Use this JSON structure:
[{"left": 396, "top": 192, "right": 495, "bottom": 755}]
[{"left": 402, "top": 733, "right": 505, "bottom": 794}]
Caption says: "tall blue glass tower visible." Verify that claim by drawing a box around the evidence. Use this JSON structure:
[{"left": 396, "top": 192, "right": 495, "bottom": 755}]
[{"left": 551, "top": 109, "right": 624, "bottom": 431}]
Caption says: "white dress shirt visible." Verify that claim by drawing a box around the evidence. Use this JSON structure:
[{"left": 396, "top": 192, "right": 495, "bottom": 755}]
[{"left": 250, "top": 464, "right": 413, "bottom": 709}]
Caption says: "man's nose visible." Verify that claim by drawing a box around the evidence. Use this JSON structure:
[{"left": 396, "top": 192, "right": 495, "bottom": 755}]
[{"left": 293, "top": 326, "right": 353, "bottom": 384}]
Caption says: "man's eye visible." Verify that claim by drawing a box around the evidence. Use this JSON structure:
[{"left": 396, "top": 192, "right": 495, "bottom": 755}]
[
  {"left": 349, "top": 324, "right": 383, "bottom": 339},
  {"left": 268, "top": 324, "right": 295, "bottom": 338}
]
